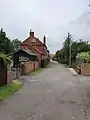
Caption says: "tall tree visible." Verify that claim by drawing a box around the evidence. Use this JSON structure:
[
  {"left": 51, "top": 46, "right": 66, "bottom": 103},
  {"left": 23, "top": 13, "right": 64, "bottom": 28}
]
[
  {"left": 63, "top": 33, "right": 72, "bottom": 64},
  {"left": 54, "top": 33, "right": 90, "bottom": 66},
  {"left": 0, "top": 28, "right": 6, "bottom": 53},
  {"left": 0, "top": 28, "right": 14, "bottom": 54}
]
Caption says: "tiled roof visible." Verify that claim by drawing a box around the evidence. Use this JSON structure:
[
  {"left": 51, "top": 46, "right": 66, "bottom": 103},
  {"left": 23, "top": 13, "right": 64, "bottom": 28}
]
[
  {"left": 22, "top": 49, "right": 36, "bottom": 56},
  {"left": 21, "top": 36, "right": 44, "bottom": 46},
  {"left": 15, "top": 49, "right": 36, "bottom": 56},
  {"left": 20, "top": 35, "right": 47, "bottom": 55},
  {"left": 33, "top": 46, "right": 44, "bottom": 54}
]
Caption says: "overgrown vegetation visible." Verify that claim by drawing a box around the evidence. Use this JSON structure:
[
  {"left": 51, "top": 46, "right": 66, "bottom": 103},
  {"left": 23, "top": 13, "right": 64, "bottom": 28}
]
[
  {"left": 0, "top": 80, "right": 23, "bottom": 100},
  {"left": 0, "top": 28, "right": 21, "bottom": 68},
  {"left": 0, "top": 53, "right": 12, "bottom": 65},
  {"left": 76, "top": 52, "right": 90, "bottom": 62}
]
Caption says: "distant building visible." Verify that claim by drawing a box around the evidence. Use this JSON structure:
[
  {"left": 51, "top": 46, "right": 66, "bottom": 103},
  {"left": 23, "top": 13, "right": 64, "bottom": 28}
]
[
  {"left": 20, "top": 30, "right": 49, "bottom": 65},
  {"left": 13, "top": 30, "right": 50, "bottom": 75}
]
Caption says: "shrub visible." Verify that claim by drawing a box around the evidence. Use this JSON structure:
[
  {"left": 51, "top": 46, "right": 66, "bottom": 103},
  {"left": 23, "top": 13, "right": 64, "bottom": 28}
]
[
  {"left": 41, "top": 58, "right": 50, "bottom": 68},
  {"left": 76, "top": 52, "right": 90, "bottom": 63}
]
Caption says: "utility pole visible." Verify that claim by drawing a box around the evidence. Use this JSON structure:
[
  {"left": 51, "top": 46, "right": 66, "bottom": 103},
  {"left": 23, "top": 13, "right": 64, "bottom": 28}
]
[
  {"left": 65, "top": 52, "right": 66, "bottom": 64},
  {"left": 68, "top": 33, "right": 72, "bottom": 68},
  {"left": 69, "top": 40, "right": 72, "bottom": 67}
]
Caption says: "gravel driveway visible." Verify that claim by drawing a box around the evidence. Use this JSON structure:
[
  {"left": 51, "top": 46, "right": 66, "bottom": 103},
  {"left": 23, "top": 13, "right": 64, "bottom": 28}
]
[{"left": 0, "top": 62, "right": 90, "bottom": 120}]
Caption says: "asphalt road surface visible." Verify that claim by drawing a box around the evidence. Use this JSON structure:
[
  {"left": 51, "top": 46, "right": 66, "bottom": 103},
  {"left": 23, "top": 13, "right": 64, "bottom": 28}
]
[{"left": 0, "top": 62, "right": 90, "bottom": 120}]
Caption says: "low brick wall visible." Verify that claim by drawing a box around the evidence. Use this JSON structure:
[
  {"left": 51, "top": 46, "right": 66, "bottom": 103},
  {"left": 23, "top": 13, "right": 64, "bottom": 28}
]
[
  {"left": 20, "top": 61, "right": 39, "bottom": 75},
  {"left": 75, "top": 63, "right": 90, "bottom": 76},
  {"left": 81, "top": 63, "right": 90, "bottom": 76},
  {"left": 35, "top": 61, "right": 39, "bottom": 70}
]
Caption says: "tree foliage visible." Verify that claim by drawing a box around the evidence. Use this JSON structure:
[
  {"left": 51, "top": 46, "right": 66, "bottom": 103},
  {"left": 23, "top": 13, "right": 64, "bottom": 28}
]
[
  {"left": 76, "top": 52, "right": 90, "bottom": 62},
  {"left": 0, "top": 53, "right": 12, "bottom": 65},
  {"left": 0, "top": 29, "right": 21, "bottom": 54},
  {"left": 12, "top": 39, "right": 21, "bottom": 52},
  {"left": 0, "top": 29, "right": 14, "bottom": 54},
  {"left": 0, "top": 28, "right": 21, "bottom": 65},
  {"left": 54, "top": 33, "right": 90, "bottom": 66}
]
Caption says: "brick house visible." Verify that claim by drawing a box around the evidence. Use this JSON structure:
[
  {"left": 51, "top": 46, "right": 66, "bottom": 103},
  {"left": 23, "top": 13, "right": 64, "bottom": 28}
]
[{"left": 20, "top": 30, "right": 49, "bottom": 66}]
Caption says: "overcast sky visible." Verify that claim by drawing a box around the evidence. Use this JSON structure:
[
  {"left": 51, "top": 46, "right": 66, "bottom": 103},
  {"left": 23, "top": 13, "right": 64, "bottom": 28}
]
[{"left": 0, "top": 0, "right": 89, "bottom": 53}]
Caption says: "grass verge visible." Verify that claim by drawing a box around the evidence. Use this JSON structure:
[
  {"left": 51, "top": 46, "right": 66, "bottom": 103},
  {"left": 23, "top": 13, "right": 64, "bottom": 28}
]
[
  {"left": 30, "top": 68, "right": 45, "bottom": 75},
  {"left": 0, "top": 80, "right": 23, "bottom": 100}
]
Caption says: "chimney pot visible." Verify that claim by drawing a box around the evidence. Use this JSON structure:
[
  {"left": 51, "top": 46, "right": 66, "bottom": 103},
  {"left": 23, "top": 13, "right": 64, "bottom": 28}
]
[{"left": 30, "top": 30, "right": 34, "bottom": 37}]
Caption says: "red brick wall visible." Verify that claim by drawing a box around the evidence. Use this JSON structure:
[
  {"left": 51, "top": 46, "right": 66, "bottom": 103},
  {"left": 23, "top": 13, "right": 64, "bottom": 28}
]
[
  {"left": 25, "top": 62, "right": 33, "bottom": 74},
  {"left": 20, "top": 61, "right": 39, "bottom": 75},
  {"left": 81, "top": 63, "right": 90, "bottom": 75},
  {"left": 35, "top": 61, "right": 39, "bottom": 69}
]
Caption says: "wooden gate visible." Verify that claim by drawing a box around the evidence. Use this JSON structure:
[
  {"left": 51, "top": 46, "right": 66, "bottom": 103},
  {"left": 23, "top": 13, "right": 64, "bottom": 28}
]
[{"left": 0, "top": 58, "right": 7, "bottom": 86}]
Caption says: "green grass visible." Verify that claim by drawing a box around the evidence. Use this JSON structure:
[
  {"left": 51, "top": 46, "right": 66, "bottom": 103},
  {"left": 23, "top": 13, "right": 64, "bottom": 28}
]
[
  {"left": 0, "top": 80, "right": 23, "bottom": 100},
  {"left": 35, "top": 68, "right": 44, "bottom": 73},
  {"left": 30, "top": 68, "right": 45, "bottom": 75}
]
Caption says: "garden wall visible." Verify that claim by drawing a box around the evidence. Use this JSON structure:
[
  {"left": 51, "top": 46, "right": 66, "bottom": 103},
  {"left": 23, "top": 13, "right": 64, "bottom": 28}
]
[
  {"left": 81, "top": 63, "right": 90, "bottom": 76},
  {"left": 20, "top": 61, "right": 39, "bottom": 75},
  {"left": 75, "top": 63, "right": 90, "bottom": 76}
]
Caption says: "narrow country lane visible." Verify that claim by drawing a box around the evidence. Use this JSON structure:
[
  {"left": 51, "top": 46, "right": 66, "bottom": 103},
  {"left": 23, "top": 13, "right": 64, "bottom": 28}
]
[{"left": 0, "top": 62, "right": 90, "bottom": 120}]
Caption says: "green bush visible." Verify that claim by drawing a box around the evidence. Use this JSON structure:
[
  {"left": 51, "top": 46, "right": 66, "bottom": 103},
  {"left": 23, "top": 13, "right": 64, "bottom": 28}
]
[
  {"left": 41, "top": 58, "right": 50, "bottom": 68},
  {"left": 76, "top": 52, "right": 90, "bottom": 62}
]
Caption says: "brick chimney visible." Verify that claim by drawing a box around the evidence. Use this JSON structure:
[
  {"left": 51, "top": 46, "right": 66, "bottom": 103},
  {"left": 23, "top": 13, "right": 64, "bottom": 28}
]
[
  {"left": 43, "top": 36, "right": 46, "bottom": 45},
  {"left": 30, "top": 29, "right": 34, "bottom": 37}
]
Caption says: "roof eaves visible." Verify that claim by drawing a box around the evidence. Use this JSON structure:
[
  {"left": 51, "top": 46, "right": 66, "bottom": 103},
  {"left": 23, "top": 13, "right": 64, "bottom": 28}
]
[
  {"left": 14, "top": 48, "right": 37, "bottom": 56},
  {"left": 21, "top": 37, "right": 30, "bottom": 44},
  {"left": 22, "top": 49, "right": 37, "bottom": 56}
]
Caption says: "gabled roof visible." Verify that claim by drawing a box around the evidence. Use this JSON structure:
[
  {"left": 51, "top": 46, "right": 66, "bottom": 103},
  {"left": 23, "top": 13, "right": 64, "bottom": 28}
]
[
  {"left": 35, "top": 37, "right": 44, "bottom": 45},
  {"left": 33, "top": 46, "right": 44, "bottom": 54},
  {"left": 20, "top": 34, "right": 48, "bottom": 55},
  {"left": 21, "top": 37, "right": 45, "bottom": 54},
  {"left": 21, "top": 37, "right": 44, "bottom": 46}
]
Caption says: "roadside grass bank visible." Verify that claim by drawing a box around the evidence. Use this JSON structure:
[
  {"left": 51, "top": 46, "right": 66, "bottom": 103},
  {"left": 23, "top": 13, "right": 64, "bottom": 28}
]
[{"left": 0, "top": 80, "right": 23, "bottom": 100}]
